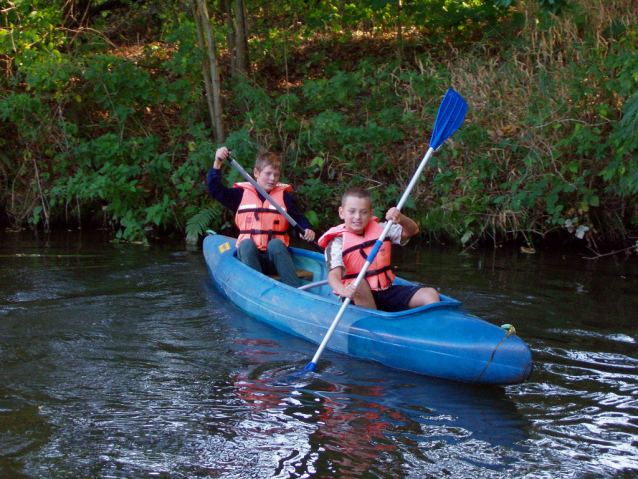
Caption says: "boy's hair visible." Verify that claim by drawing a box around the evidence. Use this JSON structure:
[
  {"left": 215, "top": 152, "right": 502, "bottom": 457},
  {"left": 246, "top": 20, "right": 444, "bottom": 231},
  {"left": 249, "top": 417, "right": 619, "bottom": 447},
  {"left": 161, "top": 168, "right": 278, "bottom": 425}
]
[
  {"left": 341, "top": 187, "right": 373, "bottom": 207},
  {"left": 254, "top": 152, "right": 281, "bottom": 171}
]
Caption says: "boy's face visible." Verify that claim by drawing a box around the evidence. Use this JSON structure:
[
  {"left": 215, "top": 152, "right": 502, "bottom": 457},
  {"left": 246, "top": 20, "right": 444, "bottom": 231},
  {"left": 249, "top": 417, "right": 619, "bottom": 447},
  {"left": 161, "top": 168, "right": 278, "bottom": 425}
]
[
  {"left": 253, "top": 164, "right": 280, "bottom": 192},
  {"left": 339, "top": 196, "right": 373, "bottom": 235}
]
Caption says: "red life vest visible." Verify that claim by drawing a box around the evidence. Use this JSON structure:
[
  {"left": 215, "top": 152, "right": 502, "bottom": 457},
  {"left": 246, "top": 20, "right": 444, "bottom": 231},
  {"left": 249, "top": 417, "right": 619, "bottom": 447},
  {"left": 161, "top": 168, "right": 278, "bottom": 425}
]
[
  {"left": 318, "top": 219, "right": 395, "bottom": 291},
  {"left": 234, "top": 182, "right": 291, "bottom": 250}
]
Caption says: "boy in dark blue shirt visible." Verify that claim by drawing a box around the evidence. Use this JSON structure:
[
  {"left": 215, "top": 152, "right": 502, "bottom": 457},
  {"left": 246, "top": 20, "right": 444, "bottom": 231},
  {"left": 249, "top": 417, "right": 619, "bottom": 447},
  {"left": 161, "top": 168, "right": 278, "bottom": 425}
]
[{"left": 207, "top": 147, "right": 315, "bottom": 287}]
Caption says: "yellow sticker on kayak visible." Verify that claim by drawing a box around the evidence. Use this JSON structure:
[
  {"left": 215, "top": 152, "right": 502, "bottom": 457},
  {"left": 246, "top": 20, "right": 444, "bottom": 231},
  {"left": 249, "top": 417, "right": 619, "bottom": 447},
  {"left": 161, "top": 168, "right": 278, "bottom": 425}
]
[{"left": 218, "top": 242, "right": 231, "bottom": 253}]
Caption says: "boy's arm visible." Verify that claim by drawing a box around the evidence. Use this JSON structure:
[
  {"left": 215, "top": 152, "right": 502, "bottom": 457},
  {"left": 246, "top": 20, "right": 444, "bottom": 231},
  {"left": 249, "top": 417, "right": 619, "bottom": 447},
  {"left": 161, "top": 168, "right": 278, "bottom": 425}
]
[
  {"left": 207, "top": 167, "right": 243, "bottom": 212},
  {"left": 325, "top": 236, "right": 345, "bottom": 294},
  {"left": 283, "top": 192, "right": 316, "bottom": 241},
  {"left": 283, "top": 193, "right": 313, "bottom": 231},
  {"left": 325, "top": 236, "right": 355, "bottom": 298},
  {"left": 327, "top": 267, "right": 347, "bottom": 296},
  {"left": 207, "top": 147, "right": 243, "bottom": 212},
  {"left": 327, "top": 267, "right": 366, "bottom": 300},
  {"left": 386, "top": 207, "right": 419, "bottom": 240}
]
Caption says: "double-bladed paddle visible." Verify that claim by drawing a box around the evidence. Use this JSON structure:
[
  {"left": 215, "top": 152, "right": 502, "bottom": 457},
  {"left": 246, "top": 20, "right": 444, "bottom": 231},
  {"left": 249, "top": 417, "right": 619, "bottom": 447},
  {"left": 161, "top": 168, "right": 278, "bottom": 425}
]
[
  {"left": 281, "top": 87, "right": 468, "bottom": 384},
  {"left": 226, "top": 155, "right": 324, "bottom": 253}
]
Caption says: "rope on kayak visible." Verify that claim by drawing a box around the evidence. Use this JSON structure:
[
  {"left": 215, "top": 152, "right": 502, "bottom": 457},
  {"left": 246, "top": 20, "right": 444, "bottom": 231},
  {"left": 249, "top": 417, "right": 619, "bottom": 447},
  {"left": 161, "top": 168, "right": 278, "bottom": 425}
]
[{"left": 472, "top": 324, "right": 517, "bottom": 384}]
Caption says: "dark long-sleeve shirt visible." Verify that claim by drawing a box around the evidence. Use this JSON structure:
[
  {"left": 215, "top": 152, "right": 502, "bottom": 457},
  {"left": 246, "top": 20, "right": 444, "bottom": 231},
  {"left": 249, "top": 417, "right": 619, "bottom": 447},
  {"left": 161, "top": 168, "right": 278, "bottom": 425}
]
[{"left": 206, "top": 167, "right": 313, "bottom": 232}]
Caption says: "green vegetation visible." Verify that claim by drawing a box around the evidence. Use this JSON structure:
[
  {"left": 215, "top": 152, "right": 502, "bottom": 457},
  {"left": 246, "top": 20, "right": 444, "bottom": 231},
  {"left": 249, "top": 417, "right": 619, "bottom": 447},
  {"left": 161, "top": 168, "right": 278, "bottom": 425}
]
[{"left": 1, "top": 0, "right": 637, "bottom": 254}]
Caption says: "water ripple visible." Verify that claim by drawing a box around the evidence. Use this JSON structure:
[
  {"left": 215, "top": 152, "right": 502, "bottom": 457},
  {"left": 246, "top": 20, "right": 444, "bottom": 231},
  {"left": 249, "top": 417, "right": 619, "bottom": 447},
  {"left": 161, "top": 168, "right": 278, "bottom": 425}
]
[{"left": 2, "top": 235, "right": 638, "bottom": 478}]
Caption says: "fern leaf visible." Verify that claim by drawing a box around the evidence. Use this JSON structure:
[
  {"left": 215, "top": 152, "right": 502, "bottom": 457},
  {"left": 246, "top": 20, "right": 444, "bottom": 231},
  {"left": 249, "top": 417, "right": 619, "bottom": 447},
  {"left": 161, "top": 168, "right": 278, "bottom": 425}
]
[{"left": 186, "top": 207, "right": 219, "bottom": 244}]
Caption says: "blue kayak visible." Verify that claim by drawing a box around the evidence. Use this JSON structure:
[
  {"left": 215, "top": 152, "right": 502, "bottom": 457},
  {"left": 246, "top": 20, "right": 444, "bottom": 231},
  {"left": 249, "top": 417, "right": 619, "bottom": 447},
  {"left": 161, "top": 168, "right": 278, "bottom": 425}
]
[{"left": 203, "top": 234, "right": 533, "bottom": 385}]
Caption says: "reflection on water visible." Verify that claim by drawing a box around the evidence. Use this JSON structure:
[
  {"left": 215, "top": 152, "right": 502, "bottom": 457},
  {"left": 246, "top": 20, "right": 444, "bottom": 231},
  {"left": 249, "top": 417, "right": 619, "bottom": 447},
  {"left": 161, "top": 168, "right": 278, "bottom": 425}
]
[{"left": 0, "top": 230, "right": 637, "bottom": 478}]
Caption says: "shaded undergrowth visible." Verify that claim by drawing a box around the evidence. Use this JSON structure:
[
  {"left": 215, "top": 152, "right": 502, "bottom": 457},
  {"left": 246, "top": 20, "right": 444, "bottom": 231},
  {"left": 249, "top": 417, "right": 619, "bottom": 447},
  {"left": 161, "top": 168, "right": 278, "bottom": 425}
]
[{"left": 1, "top": 0, "right": 637, "bottom": 255}]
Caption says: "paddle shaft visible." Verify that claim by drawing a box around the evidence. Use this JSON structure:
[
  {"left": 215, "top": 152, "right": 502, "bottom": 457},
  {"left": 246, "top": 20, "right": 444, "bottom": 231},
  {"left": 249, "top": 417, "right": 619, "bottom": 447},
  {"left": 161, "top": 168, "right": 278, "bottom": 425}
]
[
  {"left": 227, "top": 156, "right": 323, "bottom": 253},
  {"left": 305, "top": 146, "right": 436, "bottom": 370}
]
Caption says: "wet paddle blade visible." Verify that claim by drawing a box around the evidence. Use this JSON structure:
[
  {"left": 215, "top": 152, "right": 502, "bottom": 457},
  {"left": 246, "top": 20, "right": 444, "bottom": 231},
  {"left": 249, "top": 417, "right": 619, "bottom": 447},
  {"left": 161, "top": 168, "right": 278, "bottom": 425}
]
[
  {"left": 272, "top": 368, "right": 316, "bottom": 387},
  {"left": 429, "top": 88, "right": 468, "bottom": 151},
  {"left": 273, "top": 362, "right": 317, "bottom": 386}
]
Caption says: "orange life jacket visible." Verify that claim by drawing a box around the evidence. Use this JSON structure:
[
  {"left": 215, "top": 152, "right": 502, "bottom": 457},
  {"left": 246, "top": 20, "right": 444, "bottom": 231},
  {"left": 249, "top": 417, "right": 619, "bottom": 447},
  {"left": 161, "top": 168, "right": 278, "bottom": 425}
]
[
  {"left": 234, "top": 182, "right": 291, "bottom": 250},
  {"left": 318, "top": 219, "right": 395, "bottom": 291}
]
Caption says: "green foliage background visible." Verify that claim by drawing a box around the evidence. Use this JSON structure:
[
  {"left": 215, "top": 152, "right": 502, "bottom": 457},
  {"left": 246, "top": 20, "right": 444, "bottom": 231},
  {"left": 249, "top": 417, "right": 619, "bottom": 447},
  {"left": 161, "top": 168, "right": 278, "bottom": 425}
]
[{"left": 1, "top": 0, "right": 637, "bottom": 250}]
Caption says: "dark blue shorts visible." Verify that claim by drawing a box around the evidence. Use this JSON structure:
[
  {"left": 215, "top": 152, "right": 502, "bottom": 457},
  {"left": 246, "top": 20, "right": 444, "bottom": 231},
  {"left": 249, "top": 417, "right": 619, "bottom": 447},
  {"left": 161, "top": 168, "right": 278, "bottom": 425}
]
[{"left": 372, "top": 284, "right": 421, "bottom": 312}]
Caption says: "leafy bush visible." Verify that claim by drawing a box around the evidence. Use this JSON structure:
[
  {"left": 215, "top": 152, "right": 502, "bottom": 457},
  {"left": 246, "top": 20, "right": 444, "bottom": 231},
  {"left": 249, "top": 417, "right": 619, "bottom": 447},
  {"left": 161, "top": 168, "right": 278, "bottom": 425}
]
[{"left": 1, "top": 0, "right": 637, "bottom": 250}]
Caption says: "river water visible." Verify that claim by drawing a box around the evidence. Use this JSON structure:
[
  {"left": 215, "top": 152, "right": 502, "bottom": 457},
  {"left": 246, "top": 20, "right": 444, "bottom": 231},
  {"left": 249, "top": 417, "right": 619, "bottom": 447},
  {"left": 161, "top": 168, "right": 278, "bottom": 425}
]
[{"left": 1, "top": 230, "right": 636, "bottom": 478}]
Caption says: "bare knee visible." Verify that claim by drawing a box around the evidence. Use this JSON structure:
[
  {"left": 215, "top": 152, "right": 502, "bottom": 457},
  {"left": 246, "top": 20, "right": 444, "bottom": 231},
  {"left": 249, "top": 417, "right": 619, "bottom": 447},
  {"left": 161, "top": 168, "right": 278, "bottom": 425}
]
[
  {"left": 408, "top": 287, "right": 440, "bottom": 309},
  {"left": 353, "top": 280, "right": 377, "bottom": 310}
]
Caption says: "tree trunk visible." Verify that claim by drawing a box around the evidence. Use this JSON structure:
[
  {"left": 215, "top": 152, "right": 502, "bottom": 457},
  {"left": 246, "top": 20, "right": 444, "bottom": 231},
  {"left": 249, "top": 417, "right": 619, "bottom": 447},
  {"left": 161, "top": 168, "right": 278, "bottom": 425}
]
[
  {"left": 195, "top": 0, "right": 225, "bottom": 143},
  {"left": 192, "top": 3, "right": 217, "bottom": 136},
  {"left": 233, "top": 0, "right": 250, "bottom": 77},
  {"left": 223, "top": 0, "right": 237, "bottom": 73},
  {"left": 396, "top": 0, "right": 403, "bottom": 64}
]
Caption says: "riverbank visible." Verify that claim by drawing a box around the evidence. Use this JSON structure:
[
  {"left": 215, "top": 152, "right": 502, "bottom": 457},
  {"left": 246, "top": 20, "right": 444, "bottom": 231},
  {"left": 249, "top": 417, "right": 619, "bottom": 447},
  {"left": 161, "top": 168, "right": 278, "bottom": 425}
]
[{"left": 2, "top": 219, "right": 636, "bottom": 262}]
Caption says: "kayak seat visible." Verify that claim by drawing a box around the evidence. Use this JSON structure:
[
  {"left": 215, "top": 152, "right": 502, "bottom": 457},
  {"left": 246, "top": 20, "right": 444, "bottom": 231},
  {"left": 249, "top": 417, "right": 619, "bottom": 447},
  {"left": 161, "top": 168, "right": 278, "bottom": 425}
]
[{"left": 268, "top": 269, "right": 314, "bottom": 282}]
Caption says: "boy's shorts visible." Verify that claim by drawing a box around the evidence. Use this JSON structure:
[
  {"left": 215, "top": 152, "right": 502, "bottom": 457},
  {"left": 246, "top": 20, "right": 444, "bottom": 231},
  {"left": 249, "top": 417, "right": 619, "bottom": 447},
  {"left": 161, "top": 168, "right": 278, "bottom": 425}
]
[{"left": 372, "top": 284, "right": 421, "bottom": 312}]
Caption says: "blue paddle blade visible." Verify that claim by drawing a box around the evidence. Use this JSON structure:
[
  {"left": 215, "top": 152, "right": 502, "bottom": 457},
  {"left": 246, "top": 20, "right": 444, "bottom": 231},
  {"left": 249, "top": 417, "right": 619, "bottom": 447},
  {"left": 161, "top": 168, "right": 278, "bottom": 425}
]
[
  {"left": 273, "top": 367, "right": 316, "bottom": 387},
  {"left": 429, "top": 88, "right": 468, "bottom": 151}
]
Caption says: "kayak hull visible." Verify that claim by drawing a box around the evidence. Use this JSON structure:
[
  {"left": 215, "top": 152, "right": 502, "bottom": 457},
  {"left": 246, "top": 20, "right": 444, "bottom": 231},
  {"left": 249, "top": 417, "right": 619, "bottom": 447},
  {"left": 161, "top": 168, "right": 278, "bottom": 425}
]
[{"left": 203, "top": 235, "right": 533, "bottom": 385}]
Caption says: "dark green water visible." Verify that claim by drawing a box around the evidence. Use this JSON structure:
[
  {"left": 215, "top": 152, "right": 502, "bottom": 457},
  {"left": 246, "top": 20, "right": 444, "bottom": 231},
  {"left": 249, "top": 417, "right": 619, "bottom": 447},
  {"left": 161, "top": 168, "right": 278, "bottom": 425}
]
[{"left": 1, "top": 230, "right": 636, "bottom": 478}]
